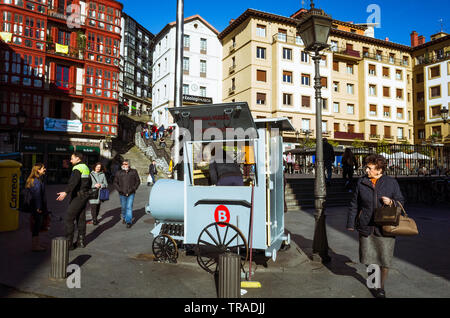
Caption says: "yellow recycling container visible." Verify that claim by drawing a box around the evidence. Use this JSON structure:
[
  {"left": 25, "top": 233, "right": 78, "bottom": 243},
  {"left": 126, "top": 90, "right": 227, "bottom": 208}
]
[{"left": 0, "top": 160, "right": 22, "bottom": 232}]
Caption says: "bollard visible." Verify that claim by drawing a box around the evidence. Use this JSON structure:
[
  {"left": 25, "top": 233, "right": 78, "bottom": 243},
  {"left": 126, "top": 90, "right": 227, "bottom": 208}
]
[
  {"left": 218, "top": 253, "right": 240, "bottom": 298},
  {"left": 50, "top": 237, "right": 69, "bottom": 280}
]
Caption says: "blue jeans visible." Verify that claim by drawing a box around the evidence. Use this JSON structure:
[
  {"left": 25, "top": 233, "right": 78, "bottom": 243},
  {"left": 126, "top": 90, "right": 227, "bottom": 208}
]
[
  {"left": 119, "top": 193, "right": 135, "bottom": 224},
  {"left": 325, "top": 162, "right": 333, "bottom": 182}
]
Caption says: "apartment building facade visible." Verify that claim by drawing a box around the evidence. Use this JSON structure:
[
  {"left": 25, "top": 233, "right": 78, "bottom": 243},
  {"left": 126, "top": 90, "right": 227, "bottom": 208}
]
[
  {"left": 218, "top": 8, "right": 416, "bottom": 149},
  {"left": 411, "top": 31, "right": 450, "bottom": 145},
  {"left": 151, "top": 14, "right": 222, "bottom": 127},
  {"left": 0, "top": 0, "right": 122, "bottom": 182},
  {"left": 119, "top": 12, "right": 154, "bottom": 116}
]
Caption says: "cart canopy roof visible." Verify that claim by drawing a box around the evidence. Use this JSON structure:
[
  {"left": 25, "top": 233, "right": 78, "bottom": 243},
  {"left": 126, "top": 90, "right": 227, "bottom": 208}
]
[
  {"left": 254, "top": 118, "right": 295, "bottom": 132},
  {"left": 169, "top": 102, "right": 258, "bottom": 141}
]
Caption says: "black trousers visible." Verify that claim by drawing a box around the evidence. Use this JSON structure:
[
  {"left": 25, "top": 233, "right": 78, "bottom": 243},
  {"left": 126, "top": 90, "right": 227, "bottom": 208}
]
[
  {"left": 31, "top": 211, "right": 44, "bottom": 237},
  {"left": 65, "top": 195, "right": 89, "bottom": 239},
  {"left": 91, "top": 203, "right": 101, "bottom": 221}
]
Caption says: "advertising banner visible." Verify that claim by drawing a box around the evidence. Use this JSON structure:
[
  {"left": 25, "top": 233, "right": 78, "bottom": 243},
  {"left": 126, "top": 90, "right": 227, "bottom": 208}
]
[{"left": 44, "top": 118, "right": 83, "bottom": 133}]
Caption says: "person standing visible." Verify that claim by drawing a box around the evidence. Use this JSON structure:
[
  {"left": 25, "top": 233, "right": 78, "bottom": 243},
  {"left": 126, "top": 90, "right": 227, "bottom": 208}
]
[
  {"left": 57, "top": 152, "right": 91, "bottom": 250},
  {"left": 89, "top": 163, "right": 108, "bottom": 226},
  {"left": 26, "top": 163, "right": 48, "bottom": 252},
  {"left": 347, "top": 154, "right": 405, "bottom": 298},
  {"left": 342, "top": 148, "right": 358, "bottom": 190},
  {"left": 148, "top": 160, "right": 157, "bottom": 185},
  {"left": 286, "top": 153, "right": 293, "bottom": 174},
  {"left": 323, "top": 138, "right": 335, "bottom": 184},
  {"left": 114, "top": 160, "right": 140, "bottom": 228}
]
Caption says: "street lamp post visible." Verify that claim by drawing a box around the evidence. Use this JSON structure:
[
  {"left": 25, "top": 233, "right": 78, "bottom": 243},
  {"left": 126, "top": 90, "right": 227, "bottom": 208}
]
[
  {"left": 297, "top": 0, "right": 332, "bottom": 263},
  {"left": 440, "top": 108, "right": 448, "bottom": 124}
]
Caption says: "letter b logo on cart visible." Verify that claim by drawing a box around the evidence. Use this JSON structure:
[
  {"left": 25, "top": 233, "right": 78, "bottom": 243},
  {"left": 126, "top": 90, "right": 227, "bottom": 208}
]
[{"left": 214, "top": 205, "right": 230, "bottom": 227}]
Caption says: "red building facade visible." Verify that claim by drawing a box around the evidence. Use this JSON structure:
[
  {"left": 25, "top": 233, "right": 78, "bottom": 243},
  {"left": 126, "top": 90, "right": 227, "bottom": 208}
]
[{"left": 0, "top": 0, "right": 123, "bottom": 182}]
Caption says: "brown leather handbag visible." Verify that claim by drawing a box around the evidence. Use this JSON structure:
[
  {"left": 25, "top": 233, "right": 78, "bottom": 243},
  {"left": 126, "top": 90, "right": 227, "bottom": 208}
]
[
  {"left": 374, "top": 202, "right": 401, "bottom": 226},
  {"left": 382, "top": 202, "right": 419, "bottom": 236}
]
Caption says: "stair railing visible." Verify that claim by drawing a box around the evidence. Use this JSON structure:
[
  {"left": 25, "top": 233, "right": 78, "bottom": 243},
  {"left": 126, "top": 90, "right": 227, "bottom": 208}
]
[{"left": 135, "top": 132, "right": 171, "bottom": 175}]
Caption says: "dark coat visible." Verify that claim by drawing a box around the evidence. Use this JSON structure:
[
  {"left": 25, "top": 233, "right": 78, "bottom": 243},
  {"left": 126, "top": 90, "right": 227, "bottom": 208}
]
[
  {"left": 29, "top": 178, "right": 48, "bottom": 213},
  {"left": 114, "top": 168, "right": 140, "bottom": 196},
  {"left": 347, "top": 175, "right": 404, "bottom": 237},
  {"left": 323, "top": 142, "right": 335, "bottom": 164},
  {"left": 149, "top": 163, "right": 157, "bottom": 176}
]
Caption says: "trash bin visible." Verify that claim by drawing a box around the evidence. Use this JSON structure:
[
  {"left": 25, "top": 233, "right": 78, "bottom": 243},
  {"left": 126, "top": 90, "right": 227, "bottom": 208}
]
[{"left": 0, "top": 160, "right": 22, "bottom": 232}]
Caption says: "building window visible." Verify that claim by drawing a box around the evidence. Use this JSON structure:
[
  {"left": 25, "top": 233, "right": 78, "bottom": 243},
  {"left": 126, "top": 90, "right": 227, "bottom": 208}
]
[
  {"left": 200, "top": 38, "right": 207, "bottom": 53},
  {"left": 200, "top": 86, "right": 206, "bottom": 97},
  {"left": 417, "top": 110, "right": 425, "bottom": 121},
  {"left": 334, "top": 123, "right": 339, "bottom": 132},
  {"left": 302, "top": 119, "right": 310, "bottom": 131},
  {"left": 322, "top": 121, "right": 327, "bottom": 133},
  {"left": 396, "top": 89, "right": 403, "bottom": 100},
  {"left": 416, "top": 73, "right": 424, "bottom": 83},
  {"left": 368, "top": 64, "right": 376, "bottom": 76},
  {"left": 333, "top": 102, "right": 339, "bottom": 113},
  {"left": 347, "top": 104, "right": 354, "bottom": 114},
  {"left": 347, "top": 83, "right": 354, "bottom": 94},
  {"left": 333, "top": 81, "right": 339, "bottom": 92},
  {"left": 346, "top": 63, "right": 353, "bottom": 74},
  {"left": 320, "top": 55, "right": 327, "bottom": 67},
  {"left": 301, "top": 73, "right": 310, "bottom": 86},
  {"left": 322, "top": 98, "right": 328, "bottom": 110},
  {"left": 389, "top": 53, "right": 395, "bottom": 64},
  {"left": 183, "top": 34, "right": 190, "bottom": 49},
  {"left": 302, "top": 96, "right": 311, "bottom": 108},
  {"left": 431, "top": 106, "right": 441, "bottom": 118},
  {"left": 301, "top": 51, "right": 309, "bottom": 63},
  {"left": 418, "top": 129, "right": 425, "bottom": 139},
  {"left": 200, "top": 60, "right": 207, "bottom": 77},
  {"left": 283, "top": 71, "right": 293, "bottom": 83},
  {"left": 348, "top": 124, "right": 355, "bottom": 133},
  {"left": 330, "top": 41, "right": 338, "bottom": 52},
  {"left": 370, "top": 125, "right": 377, "bottom": 136},
  {"left": 256, "top": 24, "right": 266, "bottom": 37},
  {"left": 397, "top": 108, "right": 404, "bottom": 119},
  {"left": 256, "top": 47, "right": 266, "bottom": 59},
  {"left": 383, "top": 86, "right": 390, "bottom": 98},
  {"left": 283, "top": 93, "right": 292, "bottom": 106},
  {"left": 183, "top": 57, "right": 189, "bottom": 73},
  {"left": 369, "top": 84, "right": 377, "bottom": 96},
  {"left": 384, "top": 126, "right": 391, "bottom": 138},
  {"left": 429, "top": 65, "right": 440, "bottom": 79},
  {"left": 396, "top": 69, "right": 402, "bottom": 80},
  {"left": 256, "top": 92, "right": 266, "bottom": 105},
  {"left": 382, "top": 67, "right": 390, "bottom": 78},
  {"left": 256, "top": 70, "right": 267, "bottom": 82},
  {"left": 369, "top": 104, "right": 377, "bottom": 116},
  {"left": 321, "top": 77, "right": 328, "bottom": 88},
  {"left": 417, "top": 91, "right": 424, "bottom": 102},
  {"left": 383, "top": 106, "right": 391, "bottom": 117},
  {"left": 183, "top": 84, "right": 189, "bottom": 95},
  {"left": 333, "top": 60, "right": 339, "bottom": 72},
  {"left": 376, "top": 50, "right": 382, "bottom": 61},
  {"left": 430, "top": 85, "right": 441, "bottom": 99},
  {"left": 283, "top": 48, "right": 292, "bottom": 60}
]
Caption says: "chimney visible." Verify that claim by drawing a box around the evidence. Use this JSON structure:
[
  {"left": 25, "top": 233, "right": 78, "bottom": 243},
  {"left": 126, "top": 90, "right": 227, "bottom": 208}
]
[
  {"left": 229, "top": 19, "right": 235, "bottom": 25},
  {"left": 410, "top": 31, "right": 418, "bottom": 47},
  {"left": 418, "top": 35, "right": 425, "bottom": 45},
  {"left": 385, "top": 37, "right": 389, "bottom": 42}
]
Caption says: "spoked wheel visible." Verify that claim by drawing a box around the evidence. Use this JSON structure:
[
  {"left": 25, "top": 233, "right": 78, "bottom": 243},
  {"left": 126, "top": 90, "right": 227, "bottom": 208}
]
[
  {"left": 196, "top": 222, "right": 248, "bottom": 275},
  {"left": 152, "top": 234, "right": 178, "bottom": 263}
]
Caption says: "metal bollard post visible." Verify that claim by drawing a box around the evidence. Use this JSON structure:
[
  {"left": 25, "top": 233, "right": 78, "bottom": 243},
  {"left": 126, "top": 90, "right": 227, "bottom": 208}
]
[
  {"left": 50, "top": 237, "right": 69, "bottom": 280},
  {"left": 218, "top": 253, "right": 240, "bottom": 298}
]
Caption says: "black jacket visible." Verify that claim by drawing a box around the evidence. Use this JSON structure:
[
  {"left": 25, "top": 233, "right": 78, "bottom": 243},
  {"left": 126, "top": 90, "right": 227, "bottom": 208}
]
[
  {"left": 30, "top": 178, "right": 48, "bottom": 213},
  {"left": 149, "top": 164, "right": 157, "bottom": 176},
  {"left": 64, "top": 163, "right": 91, "bottom": 199},
  {"left": 114, "top": 169, "right": 140, "bottom": 196},
  {"left": 323, "top": 142, "right": 335, "bottom": 163},
  {"left": 347, "top": 175, "right": 404, "bottom": 237}
]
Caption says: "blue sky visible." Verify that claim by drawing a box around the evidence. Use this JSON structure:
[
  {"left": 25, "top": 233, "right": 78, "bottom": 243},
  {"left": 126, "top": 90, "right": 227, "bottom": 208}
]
[{"left": 123, "top": 0, "right": 449, "bottom": 46}]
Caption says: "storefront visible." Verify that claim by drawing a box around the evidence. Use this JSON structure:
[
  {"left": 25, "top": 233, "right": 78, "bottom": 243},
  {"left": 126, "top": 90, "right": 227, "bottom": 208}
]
[
  {"left": 46, "top": 144, "right": 74, "bottom": 184},
  {"left": 76, "top": 145, "right": 100, "bottom": 168}
]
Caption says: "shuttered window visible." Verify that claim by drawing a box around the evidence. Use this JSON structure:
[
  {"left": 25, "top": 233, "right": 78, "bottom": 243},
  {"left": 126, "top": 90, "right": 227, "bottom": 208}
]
[{"left": 257, "top": 70, "right": 266, "bottom": 82}]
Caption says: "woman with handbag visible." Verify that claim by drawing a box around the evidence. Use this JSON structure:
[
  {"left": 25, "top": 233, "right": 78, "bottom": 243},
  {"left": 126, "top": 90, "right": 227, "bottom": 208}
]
[
  {"left": 347, "top": 154, "right": 404, "bottom": 298},
  {"left": 26, "top": 163, "right": 49, "bottom": 252},
  {"left": 89, "top": 163, "right": 108, "bottom": 226}
]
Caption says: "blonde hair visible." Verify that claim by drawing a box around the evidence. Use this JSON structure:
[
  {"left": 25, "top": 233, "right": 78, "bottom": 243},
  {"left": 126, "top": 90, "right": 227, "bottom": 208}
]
[{"left": 26, "top": 163, "right": 44, "bottom": 189}]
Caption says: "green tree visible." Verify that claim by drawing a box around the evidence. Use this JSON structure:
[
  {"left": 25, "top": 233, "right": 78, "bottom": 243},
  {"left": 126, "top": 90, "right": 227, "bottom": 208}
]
[{"left": 351, "top": 139, "right": 365, "bottom": 148}]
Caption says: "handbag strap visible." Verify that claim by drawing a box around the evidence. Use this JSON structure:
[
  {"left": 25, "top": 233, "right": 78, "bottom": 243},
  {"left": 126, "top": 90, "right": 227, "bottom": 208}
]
[{"left": 396, "top": 201, "right": 408, "bottom": 217}]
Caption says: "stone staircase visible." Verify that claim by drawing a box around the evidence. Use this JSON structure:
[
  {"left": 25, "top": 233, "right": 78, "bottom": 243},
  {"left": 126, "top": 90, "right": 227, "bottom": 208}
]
[
  {"left": 285, "top": 178, "right": 355, "bottom": 211},
  {"left": 120, "top": 145, "right": 153, "bottom": 183}
]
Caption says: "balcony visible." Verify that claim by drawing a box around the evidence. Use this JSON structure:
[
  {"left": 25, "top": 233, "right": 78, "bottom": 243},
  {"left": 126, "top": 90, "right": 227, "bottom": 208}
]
[
  {"left": 47, "top": 81, "right": 84, "bottom": 97},
  {"left": 334, "top": 131, "right": 364, "bottom": 140},
  {"left": 229, "top": 43, "right": 236, "bottom": 53},
  {"left": 46, "top": 43, "right": 85, "bottom": 61},
  {"left": 416, "top": 51, "right": 450, "bottom": 66},
  {"left": 369, "top": 134, "right": 380, "bottom": 140},
  {"left": 397, "top": 137, "right": 408, "bottom": 142},
  {"left": 47, "top": 8, "right": 86, "bottom": 27},
  {"left": 229, "top": 64, "right": 236, "bottom": 74},
  {"left": 363, "top": 52, "right": 408, "bottom": 67},
  {"left": 322, "top": 130, "right": 332, "bottom": 137},
  {"left": 272, "top": 33, "right": 304, "bottom": 46},
  {"left": 228, "top": 86, "right": 236, "bottom": 95},
  {"left": 333, "top": 46, "right": 362, "bottom": 61},
  {"left": 384, "top": 135, "right": 394, "bottom": 141}
]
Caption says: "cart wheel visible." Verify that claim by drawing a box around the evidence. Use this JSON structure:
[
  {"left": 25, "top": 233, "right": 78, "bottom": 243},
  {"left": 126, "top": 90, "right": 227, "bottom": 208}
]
[
  {"left": 196, "top": 222, "right": 248, "bottom": 275},
  {"left": 152, "top": 234, "right": 178, "bottom": 263}
]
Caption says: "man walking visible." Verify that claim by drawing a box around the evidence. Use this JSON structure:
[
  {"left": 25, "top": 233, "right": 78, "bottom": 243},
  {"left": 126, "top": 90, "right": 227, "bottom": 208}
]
[
  {"left": 114, "top": 160, "right": 140, "bottom": 228},
  {"left": 148, "top": 160, "right": 157, "bottom": 185},
  {"left": 323, "top": 138, "right": 335, "bottom": 185},
  {"left": 56, "top": 152, "right": 91, "bottom": 250}
]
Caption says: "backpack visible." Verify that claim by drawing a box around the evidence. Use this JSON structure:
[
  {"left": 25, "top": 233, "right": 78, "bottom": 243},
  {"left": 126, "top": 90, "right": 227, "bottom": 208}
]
[{"left": 19, "top": 187, "right": 33, "bottom": 213}]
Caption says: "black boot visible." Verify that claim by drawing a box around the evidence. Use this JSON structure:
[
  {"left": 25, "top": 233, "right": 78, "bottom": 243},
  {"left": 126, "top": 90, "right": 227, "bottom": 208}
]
[
  {"left": 77, "top": 235, "right": 86, "bottom": 248},
  {"left": 93, "top": 219, "right": 99, "bottom": 226}
]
